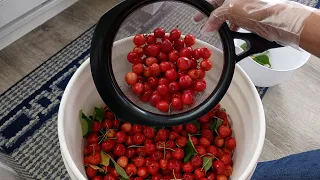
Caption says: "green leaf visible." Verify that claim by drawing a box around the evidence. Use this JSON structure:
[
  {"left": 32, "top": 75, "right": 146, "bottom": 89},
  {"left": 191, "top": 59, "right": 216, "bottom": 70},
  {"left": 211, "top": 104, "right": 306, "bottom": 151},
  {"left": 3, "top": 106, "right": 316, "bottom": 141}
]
[
  {"left": 100, "top": 151, "right": 110, "bottom": 167},
  {"left": 94, "top": 107, "right": 105, "bottom": 123},
  {"left": 253, "top": 54, "right": 271, "bottom": 67},
  {"left": 88, "top": 165, "right": 105, "bottom": 173},
  {"left": 191, "top": 120, "right": 201, "bottom": 132},
  {"left": 106, "top": 154, "right": 129, "bottom": 179},
  {"left": 210, "top": 117, "right": 223, "bottom": 131},
  {"left": 183, "top": 135, "right": 197, "bottom": 162},
  {"left": 202, "top": 156, "right": 213, "bottom": 172},
  {"left": 80, "top": 110, "right": 93, "bottom": 138},
  {"left": 240, "top": 42, "right": 247, "bottom": 51}
]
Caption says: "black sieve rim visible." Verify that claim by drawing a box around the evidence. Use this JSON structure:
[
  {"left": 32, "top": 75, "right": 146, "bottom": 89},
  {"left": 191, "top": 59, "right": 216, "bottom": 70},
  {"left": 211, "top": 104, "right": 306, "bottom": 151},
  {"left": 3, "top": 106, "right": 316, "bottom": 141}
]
[{"left": 90, "top": 0, "right": 281, "bottom": 126}]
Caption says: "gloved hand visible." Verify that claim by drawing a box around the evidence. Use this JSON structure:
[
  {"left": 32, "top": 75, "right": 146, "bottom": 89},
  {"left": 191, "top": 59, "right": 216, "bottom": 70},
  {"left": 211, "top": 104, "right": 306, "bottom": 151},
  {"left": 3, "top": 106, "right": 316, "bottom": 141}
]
[{"left": 193, "top": 0, "right": 314, "bottom": 49}]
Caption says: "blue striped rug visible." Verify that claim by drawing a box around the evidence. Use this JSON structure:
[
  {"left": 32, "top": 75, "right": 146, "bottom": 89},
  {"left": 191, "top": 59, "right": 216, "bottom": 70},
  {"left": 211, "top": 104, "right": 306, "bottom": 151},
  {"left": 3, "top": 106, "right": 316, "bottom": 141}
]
[{"left": 0, "top": 1, "right": 319, "bottom": 179}]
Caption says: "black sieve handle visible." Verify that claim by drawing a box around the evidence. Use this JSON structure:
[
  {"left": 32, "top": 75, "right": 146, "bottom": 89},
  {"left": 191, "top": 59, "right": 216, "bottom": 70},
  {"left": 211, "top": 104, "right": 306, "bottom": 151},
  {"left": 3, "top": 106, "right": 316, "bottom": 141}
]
[{"left": 231, "top": 31, "right": 283, "bottom": 62}]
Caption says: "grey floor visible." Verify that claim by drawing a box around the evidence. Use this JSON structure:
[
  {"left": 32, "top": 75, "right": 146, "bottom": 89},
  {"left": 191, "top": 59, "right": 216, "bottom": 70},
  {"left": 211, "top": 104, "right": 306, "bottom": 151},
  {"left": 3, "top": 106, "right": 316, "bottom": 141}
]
[{"left": 0, "top": 0, "right": 319, "bottom": 162}]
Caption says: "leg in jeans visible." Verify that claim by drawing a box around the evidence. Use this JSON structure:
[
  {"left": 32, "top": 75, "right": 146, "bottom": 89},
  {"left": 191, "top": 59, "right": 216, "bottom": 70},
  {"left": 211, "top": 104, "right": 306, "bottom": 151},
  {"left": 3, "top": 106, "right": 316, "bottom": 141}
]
[{"left": 252, "top": 149, "right": 320, "bottom": 180}]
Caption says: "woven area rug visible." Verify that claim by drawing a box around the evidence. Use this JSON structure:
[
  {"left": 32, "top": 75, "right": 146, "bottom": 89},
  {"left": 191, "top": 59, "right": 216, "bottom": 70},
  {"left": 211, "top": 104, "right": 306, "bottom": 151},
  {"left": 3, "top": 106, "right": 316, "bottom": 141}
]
[{"left": 1, "top": 0, "right": 319, "bottom": 179}]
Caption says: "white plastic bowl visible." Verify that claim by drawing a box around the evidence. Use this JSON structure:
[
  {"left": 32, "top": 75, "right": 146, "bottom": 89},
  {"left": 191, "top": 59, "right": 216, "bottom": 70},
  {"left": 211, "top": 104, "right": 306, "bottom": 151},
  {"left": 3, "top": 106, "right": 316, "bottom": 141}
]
[
  {"left": 58, "top": 37, "right": 265, "bottom": 180},
  {"left": 234, "top": 28, "right": 310, "bottom": 87}
]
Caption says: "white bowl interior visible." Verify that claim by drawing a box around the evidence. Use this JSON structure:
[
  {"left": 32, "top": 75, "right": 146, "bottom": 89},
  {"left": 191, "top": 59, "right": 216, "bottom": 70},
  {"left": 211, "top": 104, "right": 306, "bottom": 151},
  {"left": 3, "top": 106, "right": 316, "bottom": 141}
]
[{"left": 58, "top": 38, "right": 265, "bottom": 180}]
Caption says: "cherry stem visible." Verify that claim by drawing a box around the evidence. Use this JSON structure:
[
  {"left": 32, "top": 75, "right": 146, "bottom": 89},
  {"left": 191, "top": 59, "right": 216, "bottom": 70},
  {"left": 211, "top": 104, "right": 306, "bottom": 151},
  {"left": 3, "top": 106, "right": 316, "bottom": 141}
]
[
  {"left": 173, "top": 169, "right": 177, "bottom": 179},
  {"left": 215, "top": 129, "right": 220, "bottom": 137},
  {"left": 157, "top": 146, "right": 175, "bottom": 151},
  {"left": 93, "top": 145, "right": 96, "bottom": 156},
  {"left": 129, "top": 172, "right": 133, "bottom": 178}
]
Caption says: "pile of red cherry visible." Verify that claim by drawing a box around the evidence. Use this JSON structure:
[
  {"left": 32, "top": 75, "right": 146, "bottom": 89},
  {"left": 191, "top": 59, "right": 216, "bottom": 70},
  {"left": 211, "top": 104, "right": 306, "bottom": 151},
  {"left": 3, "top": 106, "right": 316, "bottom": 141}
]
[
  {"left": 124, "top": 28, "right": 213, "bottom": 112},
  {"left": 83, "top": 104, "right": 236, "bottom": 180}
]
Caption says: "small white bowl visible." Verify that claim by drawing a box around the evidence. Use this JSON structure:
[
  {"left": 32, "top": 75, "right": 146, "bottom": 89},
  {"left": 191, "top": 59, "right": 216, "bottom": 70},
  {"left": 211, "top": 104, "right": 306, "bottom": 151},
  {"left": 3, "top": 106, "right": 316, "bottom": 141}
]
[
  {"left": 234, "top": 29, "right": 310, "bottom": 87},
  {"left": 58, "top": 37, "right": 266, "bottom": 180}
]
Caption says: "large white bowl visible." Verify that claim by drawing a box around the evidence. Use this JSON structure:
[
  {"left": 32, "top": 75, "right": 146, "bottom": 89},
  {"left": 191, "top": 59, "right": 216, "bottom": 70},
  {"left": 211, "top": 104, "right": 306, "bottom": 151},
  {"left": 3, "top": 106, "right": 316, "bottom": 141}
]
[
  {"left": 58, "top": 37, "right": 265, "bottom": 180},
  {"left": 234, "top": 28, "right": 310, "bottom": 87}
]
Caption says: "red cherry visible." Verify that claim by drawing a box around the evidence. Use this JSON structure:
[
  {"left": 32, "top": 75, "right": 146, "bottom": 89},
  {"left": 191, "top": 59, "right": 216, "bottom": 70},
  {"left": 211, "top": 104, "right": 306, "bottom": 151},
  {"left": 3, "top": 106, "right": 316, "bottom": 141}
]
[
  {"left": 92, "top": 176, "right": 103, "bottom": 180},
  {"left": 125, "top": 164, "right": 137, "bottom": 176},
  {"left": 190, "top": 58, "right": 198, "bottom": 69},
  {"left": 87, "top": 153, "right": 101, "bottom": 165},
  {"left": 207, "top": 172, "right": 216, "bottom": 180},
  {"left": 218, "top": 125, "right": 232, "bottom": 138},
  {"left": 132, "top": 124, "right": 143, "bottom": 133},
  {"left": 112, "top": 119, "right": 121, "bottom": 129},
  {"left": 145, "top": 143, "right": 157, "bottom": 154},
  {"left": 133, "top": 34, "right": 145, "bottom": 46},
  {"left": 133, "top": 46, "right": 144, "bottom": 57},
  {"left": 133, "top": 133, "right": 146, "bottom": 145},
  {"left": 214, "top": 136, "right": 225, "bottom": 147},
  {"left": 150, "top": 63, "right": 161, "bottom": 76},
  {"left": 182, "top": 92, "right": 194, "bottom": 105},
  {"left": 159, "top": 78, "right": 169, "bottom": 85},
  {"left": 145, "top": 44, "right": 160, "bottom": 57},
  {"left": 169, "top": 62, "right": 176, "bottom": 69},
  {"left": 127, "top": 52, "right": 143, "bottom": 64},
  {"left": 157, "top": 129, "right": 169, "bottom": 141},
  {"left": 213, "top": 160, "right": 226, "bottom": 175},
  {"left": 145, "top": 57, "right": 158, "bottom": 67},
  {"left": 201, "top": 129, "right": 214, "bottom": 140},
  {"left": 200, "top": 59, "right": 212, "bottom": 71},
  {"left": 125, "top": 136, "right": 134, "bottom": 146},
  {"left": 146, "top": 34, "right": 157, "bottom": 44},
  {"left": 160, "top": 62, "right": 171, "bottom": 72},
  {"left": 102, "top": 119, "right": 113, "bottom": 129},
  {"left": 151, "top": 151, "right": 164, "bottom": 161},
  {"left": 145, "top": 157, "right": 153, "bottom": 166},
  {"left": 169, "top": 28, "right": 181, "bottom": 41},
  {"left": 156, "top": 101, "right": 169, "bottom": 112},
  {"left": 200, "top": 47, "right": 212, "bottom": 59},
  {"left": 168, "top": 50, "right": 179, "bottom": 62},
  {"left": 224, "top": 165, "right": 233, "bottom": 177},
  {"left": 190, "top": 136, "right": 198, "bottom": 145},
  {"left": 132, "top": 63, "right": 144, "bottom": 75},
  {"left": 175, "top": 136, "right": 188, "bottom": 147},
  {"left": 154, "top": 28, "right": 165, "bottom": 38},
  {"left": 177, "top": 57, "right": 191, "bottom": 70},
  {"left": 136, "top": 147, "right": 147, "bottom": 157},
  {"left": 165, "top": 69, "right": 178, "bottom": 82},
  {"left": 115, "top": 131, "right": 128, "bottom": 143},
  {"left": 199, "top": 137, "right": 211, "bottom": 148},
  {"left": 161, "top": 39, "right": 173, "bottom": 53},
  {"left": 193, "top": 48, "right": 202, "bottom": 60},
  {"left": 195, "top": 146, "right": 206, "bottom": 156},
  {"left": 162, "top": 35, "right": 170, "bottom": 42},
  {"left": 140, "top": 90, "right": 152, "bottom": 102},
  {"left": 92, "top": 121, "right": 102, "bottom": 133},
  {"left": 172, "top": 125, "right": 183, "bottom": 132},
  {"left": 167, "top": 159, "right": 181, "bottom": 172},
  {"left": 132, "top": 83, "right": 144, "bottom": 94},
  {"left": 171, "top": 97, "right": 183, "bottom": 110},
  {"left": 148, "top": 161, "right": 160, "bottom": 175},
  {"left": 173, "top": 39, "right": 185, "bottom": 51},
  {"left": 178, "top": 69, "right": 188, "bottom": 78},
  {"left": 143, "top": 82, "right": 152, "bottom": 91},
  {"left": 113, "top": 144, "right": 126, "bottom": 157},
  {"left": 194, "top": 168, "right": 206, "bottom": 179},
  {"left": 125, "top": 72, "right": 137, "bottom": 85},
  {"left": 225, "top": 137, "right": 236, "bottom": 150},
  {"left": 143, "top": 126, "right": 156, "bottom": 138},
  {"left": 158, "top": 52, "right": 168, "bottom": 62},
  {"left": 152, "top": 174, "right": 163, "bottom": 180},
  {"left": 169, "top": 131, "right": 180, "bottom": 140},
  {"left": 167, "top": 82, "right": 180, "bottom": 94},
  {"left": 183, "top": 173, "right": 194, "bottom": 180},
  {"left": 87, "top": 133, "right": 99, "bottom": 145},
  {"left": 179, "top": 75, "right": 193, "bottom": 88},
  {"left": 137, "top": 167, "right": 149, "bottom": 178},
  {"left": 103, "top": 174, "right": 115, "bottom": 180},
  {"left": 220, "top": 154, "right": 232, "bottom": 165},
  {"left": 180, "top": 47, "right": 193, "bottom": 58},
  {"left": 191, "top": 155, "right": 203, "bottom": 168},
  {"left": 117, "top": 156, "right": 128, "bottom": 168},
  {"left": 172, "top": 92, "right": 182, "bottom": 99},
  {"left": 207, "top": 146, "right": 219, "bottom": 157},
  {"left": 159, "top": 159, "right": 168, "bottom": 170},
  {"left": 185, "top": 123, "right": 197, "bottom": 134},
  {"left": 184, "top": 34, "right": 196, "bottom": 47},
  {"left": 145, "top": 138, "right": 154, "bottom": 144},
  {"left": 136, "top": 75, "right": 145, "bottom": 83},
  {"left": 182, "top": 162, "right": 194, "bottom": 173},
  {"left": 194, "top": 80, "right": 206, "bottom": 92},
  {"left": 126, "top": 148, "right": 136, "bottom": 159},
  {"left": 149, "top": 93, "right": 162, "bottom": 107},
  {"left": 87, "top": 143, "right": 101, "bottom": 154},
  {"left": 172, "top": 148, "right": 184, "bottom": 160},
  {"left": 164, "top": 151, "right": 173, "bottom": 160},
  {"left": 157, "top": 84, "right": 169, "bottom": 96},
  {"left": 199, "top": 69, "right": 206, "bottom": 79},
  {"left": 86, "top": 166, "right": 97, "bottom": 178},
  {"left": 133, "top": 156, "right": 145, "bottom": 167},
  {"left": 102, "top": 139, "right": 116, "bottom": 152}
]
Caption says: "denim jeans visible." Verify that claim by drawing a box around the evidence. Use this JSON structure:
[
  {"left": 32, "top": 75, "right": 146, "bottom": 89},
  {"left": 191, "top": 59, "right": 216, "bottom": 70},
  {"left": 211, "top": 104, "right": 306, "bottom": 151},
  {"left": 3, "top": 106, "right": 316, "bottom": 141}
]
[{"left": 252, "top": 149, "right": 320, "bottom": 180}]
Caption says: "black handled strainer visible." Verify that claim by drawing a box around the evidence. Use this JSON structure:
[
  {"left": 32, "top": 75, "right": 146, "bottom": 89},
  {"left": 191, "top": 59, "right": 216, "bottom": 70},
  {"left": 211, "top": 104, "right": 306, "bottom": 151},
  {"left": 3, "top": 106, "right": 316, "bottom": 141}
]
[{"left": 90, "top": 0, "right": 281, "bottom": 126}]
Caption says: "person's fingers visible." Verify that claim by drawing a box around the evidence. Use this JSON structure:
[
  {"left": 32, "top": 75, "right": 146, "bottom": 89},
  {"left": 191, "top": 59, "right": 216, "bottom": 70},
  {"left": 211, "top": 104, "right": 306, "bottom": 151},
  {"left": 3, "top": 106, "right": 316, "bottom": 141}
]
[
  {"left": 229, "top": 23, "right": 239, "bottom": 31},
  {"left": 201, "top": 5, "right": 229, "bottom": 33},
  {"left": 192, "top": 0, "right": 226, "bottom": 23}
]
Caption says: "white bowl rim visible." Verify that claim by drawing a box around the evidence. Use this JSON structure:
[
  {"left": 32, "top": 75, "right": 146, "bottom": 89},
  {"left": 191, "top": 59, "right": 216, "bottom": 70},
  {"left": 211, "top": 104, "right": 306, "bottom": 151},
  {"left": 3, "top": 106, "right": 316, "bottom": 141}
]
[
  {"left": 234, "top": 40, "right": 311, "bottom": 72},
  {"left": 58, "top": 36, "right": 266, "bottom": 180}
]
